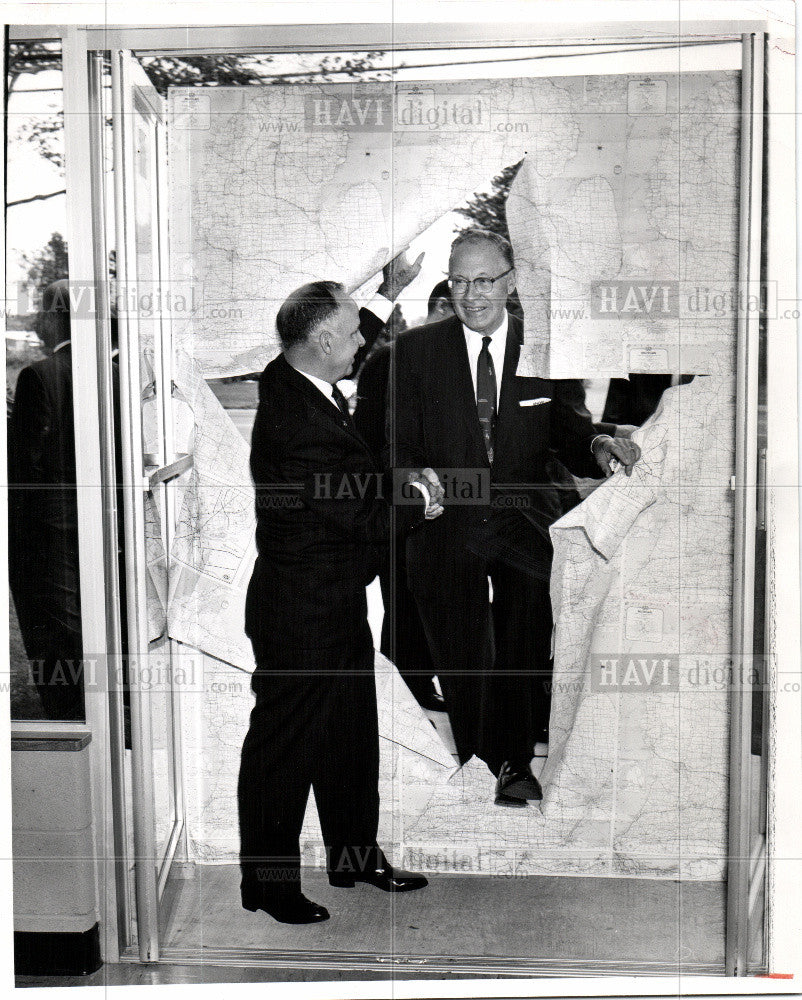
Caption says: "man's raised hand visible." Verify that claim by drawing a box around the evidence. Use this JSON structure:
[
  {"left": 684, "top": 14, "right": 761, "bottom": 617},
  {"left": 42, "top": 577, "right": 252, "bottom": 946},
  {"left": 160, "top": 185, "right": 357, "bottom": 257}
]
[{"left": 378, "top": 249, "right": 425, "bottom": 302}]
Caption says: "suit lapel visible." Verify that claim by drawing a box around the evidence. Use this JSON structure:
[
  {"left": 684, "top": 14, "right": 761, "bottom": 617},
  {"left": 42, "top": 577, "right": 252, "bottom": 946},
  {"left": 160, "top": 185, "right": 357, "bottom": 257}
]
[
  {"left": 498, "top": 314, "right": 523, "bottom": 419},
  {"left": 275, "top": 355, "right": 377, "bottom": 462},
  {"left": 441, "top": 318, "right": 487, "bottom": 463},
  {"left": 492, "top": 314, "right": 526, "bottom": 464}
]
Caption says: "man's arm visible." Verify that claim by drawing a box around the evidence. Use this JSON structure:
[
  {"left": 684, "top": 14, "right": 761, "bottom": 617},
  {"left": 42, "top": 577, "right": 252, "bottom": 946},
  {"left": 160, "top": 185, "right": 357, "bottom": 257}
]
[
  {"left": 354, "top": 306, "right": 387, "bottom": 374},
  {"left": 352, "top": 249, "right": 425, "bottom": 372},
  {"left": 554, "top": 378, "right": 626, "bottom": 438},
  {"left": 549, "top": 389, "right": 607, "bottom": 479},
  {"left": 8, "top": 366, "right": 50, "bottom": 486},
  {"left": 550, "top": 390, "right": 640, "bottom": 479},
  {"left": 353, "top": 346, "right": 391, "bottom": 461},
  {"left": 252, "top": 401, "right": 389, "bottom": 546},
  {"left": 385, "top": 336, "right": 444, "bottom": 521}
]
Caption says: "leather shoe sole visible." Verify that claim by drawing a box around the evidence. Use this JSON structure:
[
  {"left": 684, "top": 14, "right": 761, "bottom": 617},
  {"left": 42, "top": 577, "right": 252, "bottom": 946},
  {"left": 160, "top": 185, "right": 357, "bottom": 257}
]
[
  {"left": 328, "top": 871, "right": 428, "bottom": 892},
  {"left": 495, "top": 761, "right": 544, "bottom": 802},
  {"left": 494, "top": 789, "right": 529, "bottom": 807},
  {"left": 242, "top": 894, "right": 330, "bottom": 923},
  {"left": 501, "top": 774, "right": 543, "bottom": 800}
]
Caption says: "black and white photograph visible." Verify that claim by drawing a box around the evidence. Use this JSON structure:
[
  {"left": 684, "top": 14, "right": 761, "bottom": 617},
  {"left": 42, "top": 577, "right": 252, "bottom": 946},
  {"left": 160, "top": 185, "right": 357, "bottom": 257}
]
[{"left": 2, "top": 2, "right": 801, "bottom": 996}]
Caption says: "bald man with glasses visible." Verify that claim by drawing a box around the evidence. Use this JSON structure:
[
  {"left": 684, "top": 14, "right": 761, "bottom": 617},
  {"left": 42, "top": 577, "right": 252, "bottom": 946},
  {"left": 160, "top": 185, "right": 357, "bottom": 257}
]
[{"left": 389, "top": 228, "right": 640, "bottom": 806}]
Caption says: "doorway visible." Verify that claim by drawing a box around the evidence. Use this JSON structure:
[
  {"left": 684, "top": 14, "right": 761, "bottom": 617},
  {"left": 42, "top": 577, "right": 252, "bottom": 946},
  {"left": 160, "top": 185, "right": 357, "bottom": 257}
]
[{"left": 37, "top": 22, "right": 772, "bottom": 977}]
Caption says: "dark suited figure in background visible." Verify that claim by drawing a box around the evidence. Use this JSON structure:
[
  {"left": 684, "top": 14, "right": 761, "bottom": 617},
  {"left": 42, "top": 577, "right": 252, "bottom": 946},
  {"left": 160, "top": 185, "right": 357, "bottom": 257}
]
[
  {"left": 8, "top": 280, "right": 83, "bottom": 719},
  {"left": 599, "top": 374, "right": 695, "bottom": 427},
  {"left": 390, "top": 230, "right": 640, "bottom": 806},
  {"left": 354, "top": 280, "right": 454, "bottom": 711},
  {"left": 8, "top": 280, "right": 130, "bottom": 737},
  {"left": 239, "top": 280, "right": 427, "bottom": 925}
]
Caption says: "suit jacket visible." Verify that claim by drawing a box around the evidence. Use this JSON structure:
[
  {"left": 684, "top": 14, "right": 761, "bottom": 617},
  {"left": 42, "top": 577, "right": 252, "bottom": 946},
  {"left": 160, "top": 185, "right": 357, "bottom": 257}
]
[
  {"left": 353, "top": 324, "right": 434, "bottom": 464},
  {"left": 389, "top": 312, "right": 602, "bottom": 542},
  {"left": 602, "top": 374, "right": 695, "bottom": 427},
  {"left": 245, "top": 354, "right": 389, "bottom": 655},
  {"left": 8, "top": 345, "right": 127, "bottom": 660},
  {"left": 353, "top": 306, "right": 386, "bottom": 377},
  {"left": 353, "top": 340, "right": 393, "bottom": 462},
  {"left": 7, "top": 346, "right": 82, "bottom": 653}
]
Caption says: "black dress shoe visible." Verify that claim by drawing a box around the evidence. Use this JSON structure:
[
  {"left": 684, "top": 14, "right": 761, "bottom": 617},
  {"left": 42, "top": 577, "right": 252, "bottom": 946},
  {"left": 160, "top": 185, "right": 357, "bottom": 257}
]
[
  {"left": 494, "top": 787, "right": 529, "bottom": 807},
  {"left": 329, "top": 862, "right": 428, "bottom": 892},
  {"left": 242, "top": 892, "right": 330, "bottom": 924},
  {"left": 495, "top": 759, "right": 543, "bottom": 803}
]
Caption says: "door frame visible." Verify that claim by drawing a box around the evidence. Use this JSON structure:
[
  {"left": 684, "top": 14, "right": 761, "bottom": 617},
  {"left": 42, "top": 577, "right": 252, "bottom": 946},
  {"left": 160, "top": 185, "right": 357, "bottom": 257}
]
[
  {"left": 110, "top": 46, "right": 187, "bottom": 962},
  {"left": 22, "top": 13, "right": 798, "bottom": 978}
]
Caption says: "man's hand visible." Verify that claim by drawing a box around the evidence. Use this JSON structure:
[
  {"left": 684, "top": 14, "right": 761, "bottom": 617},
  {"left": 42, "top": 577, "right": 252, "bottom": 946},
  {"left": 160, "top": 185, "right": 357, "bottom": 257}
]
[
  {"left": 378, "top": 249, "right": 425, "bottom": 302},
  {"left": 593, "top": 435, "right": 641, "bottom": 477},
  {"left": 407, "top": 466, "right": 444, "bottom": 519},
  {"left": 614, "top": 424, "right": 639, "bottom": 440}
]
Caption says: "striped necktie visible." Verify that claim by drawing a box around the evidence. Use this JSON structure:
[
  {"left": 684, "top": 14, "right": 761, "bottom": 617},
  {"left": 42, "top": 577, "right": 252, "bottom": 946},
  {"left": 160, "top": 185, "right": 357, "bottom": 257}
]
[{"left": 476, "top": 335, "right": 496, "bottom": 464}]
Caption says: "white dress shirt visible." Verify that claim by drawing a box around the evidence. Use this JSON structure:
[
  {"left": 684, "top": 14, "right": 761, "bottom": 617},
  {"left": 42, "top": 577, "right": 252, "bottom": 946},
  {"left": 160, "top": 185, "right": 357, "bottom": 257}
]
[
  {"left": 582, "top": 378, "right": 611, "bottom": 423},
  {"left": 461, "top": 314, "right": 609, "bottom": 460},
  {"left": 292, "top": 365, "right": 337, "bottom": 406},
  {"left": 462, "top": 311, "right": 508, "bottom": 408}
]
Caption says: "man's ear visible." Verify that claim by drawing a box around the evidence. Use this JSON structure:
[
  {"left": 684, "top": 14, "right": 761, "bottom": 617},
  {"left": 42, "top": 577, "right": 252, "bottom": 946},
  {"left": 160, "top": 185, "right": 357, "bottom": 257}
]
[
  {"left": 506, "top": 268, "right": 517, "bottom": 296},
  {"left": 317, "top": 327, "right": 332, "bottom": 355}
]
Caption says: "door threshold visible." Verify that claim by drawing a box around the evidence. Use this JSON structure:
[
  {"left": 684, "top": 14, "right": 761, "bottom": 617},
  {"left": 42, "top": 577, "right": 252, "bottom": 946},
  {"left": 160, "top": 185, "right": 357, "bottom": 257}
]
[{"left": 120, "top": 946, "right": 725, "bottom": 978}]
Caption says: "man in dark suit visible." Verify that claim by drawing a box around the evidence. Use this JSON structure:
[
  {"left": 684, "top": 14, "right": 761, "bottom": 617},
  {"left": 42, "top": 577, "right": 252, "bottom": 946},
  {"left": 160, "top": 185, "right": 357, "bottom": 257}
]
[
  {"left": 239, "top": 280, "right": 427, "bottom": 925},
  {"left": 8, "top": 280, "right": 84, "bottom": 720},
  {"left": 8, "top": 280, "right": 131, "bottom": 739},
  {"left": 390, "top": 229, "right": 640, "bottom": 806},
  {"left": 353, "top": 281, "right": 454, "bottom": 712}
]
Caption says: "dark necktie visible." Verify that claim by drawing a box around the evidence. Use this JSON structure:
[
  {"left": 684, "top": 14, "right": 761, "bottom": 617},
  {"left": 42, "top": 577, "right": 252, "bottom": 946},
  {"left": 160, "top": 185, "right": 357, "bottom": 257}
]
[
  {"left": 331, "top": 383, "right": 353, "bottom": 425},
  {"left": 476, "top": 336, "right": 496, "bottom": 463}
]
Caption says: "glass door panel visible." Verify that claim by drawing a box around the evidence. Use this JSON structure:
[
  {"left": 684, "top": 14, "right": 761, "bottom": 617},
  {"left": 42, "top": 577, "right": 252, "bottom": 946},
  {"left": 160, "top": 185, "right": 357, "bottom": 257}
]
[{"left": 112, "top": 48, "right": 183, "bottom": 961}]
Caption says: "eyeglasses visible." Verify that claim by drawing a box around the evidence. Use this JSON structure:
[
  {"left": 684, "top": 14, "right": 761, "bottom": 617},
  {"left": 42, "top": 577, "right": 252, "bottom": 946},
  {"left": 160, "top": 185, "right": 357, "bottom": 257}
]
[{"left": 446, "top": 267, "right": 514, "bottom": 296}]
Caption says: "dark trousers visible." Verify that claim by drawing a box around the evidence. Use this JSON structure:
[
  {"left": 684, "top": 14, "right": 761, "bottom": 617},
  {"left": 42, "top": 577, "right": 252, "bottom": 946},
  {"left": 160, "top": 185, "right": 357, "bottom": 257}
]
[
  {"left": 407, "top": 509, "right": 554, "bottom": 774},
  {"left": 237, "top": 633, "right": 380, "bottom": 901}
]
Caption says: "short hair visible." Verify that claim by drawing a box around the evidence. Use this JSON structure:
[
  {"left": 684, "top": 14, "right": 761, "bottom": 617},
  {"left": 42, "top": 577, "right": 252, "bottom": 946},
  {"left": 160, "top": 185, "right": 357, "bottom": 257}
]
[
  {"left": 449, "top": 228, "right": 514, "bottom": 270},
  {"left": 42, "top": 278, "right": 71, "bottom": 314},
  {"left": 36, "top": 278, "right": 71, "bottom": 352},
  {"left": 276, "top": 280, "right": 345, "bottom": 350},
  {"left": 427, "top": 280, "right": 452, "bottom": 313}
]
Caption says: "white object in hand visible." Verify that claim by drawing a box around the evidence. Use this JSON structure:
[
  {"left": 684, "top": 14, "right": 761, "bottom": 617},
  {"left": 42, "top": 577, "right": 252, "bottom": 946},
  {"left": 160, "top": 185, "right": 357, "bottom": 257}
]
[{"left": 408, "top": 480, "right": 431, "bottom": 509}]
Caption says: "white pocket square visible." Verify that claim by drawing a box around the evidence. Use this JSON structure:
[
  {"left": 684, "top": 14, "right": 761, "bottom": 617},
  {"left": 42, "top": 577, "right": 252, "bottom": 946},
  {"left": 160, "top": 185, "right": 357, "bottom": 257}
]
[{"left": 519, "top": 397, "right": 550, "bottom": 407}]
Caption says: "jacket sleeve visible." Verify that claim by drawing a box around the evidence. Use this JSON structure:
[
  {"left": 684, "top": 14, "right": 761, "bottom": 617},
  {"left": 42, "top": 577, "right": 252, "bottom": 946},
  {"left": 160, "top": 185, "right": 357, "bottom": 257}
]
[
  {"left": 353, "top": 306, "right": 387, "bottom": 374},
  {"left": 549, "top": 381, "right": 606, "bottom": 479},
  {"left": 8, "top": 365, "right": 51, "bottom": 487},
  {"left": 553, "top": 378, "right": 617, "bottom": 438},
  {"left": 384, "top": 334, "right": 427, "bottom": 472},
  {"left": 383, "top": 336, "right": 430, "bottom": 530},
  {"left": 353, "top": 347, "right": 391, "bottom": 463},
  {"left": 251, "top": 401, "right": 389, "bottom": 547}
]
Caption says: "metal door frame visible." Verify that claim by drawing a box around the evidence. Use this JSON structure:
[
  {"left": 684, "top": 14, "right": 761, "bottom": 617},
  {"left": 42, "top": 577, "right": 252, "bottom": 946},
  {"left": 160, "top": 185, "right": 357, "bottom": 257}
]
[{"left": 25, "top": 14, "right": 795, "bottom": 977}]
